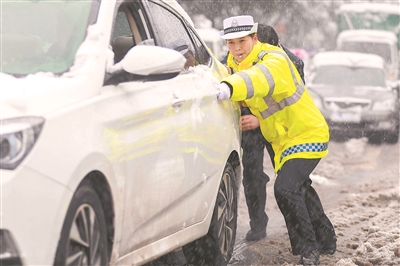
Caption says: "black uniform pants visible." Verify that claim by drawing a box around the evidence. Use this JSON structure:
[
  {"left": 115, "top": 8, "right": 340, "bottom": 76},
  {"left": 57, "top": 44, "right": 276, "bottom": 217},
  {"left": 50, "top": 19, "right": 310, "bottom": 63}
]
[
  {"left": 242, "top": 125, "right": 274, "bottom": 232},
  {"left": 274, "top": 158, "right": 336, "bottom": 255}
]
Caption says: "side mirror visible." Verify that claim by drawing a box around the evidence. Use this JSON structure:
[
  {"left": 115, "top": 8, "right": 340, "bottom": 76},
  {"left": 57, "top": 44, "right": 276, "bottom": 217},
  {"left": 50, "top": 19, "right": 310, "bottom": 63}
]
[
  {"left": 121, "top": 45, "right": 186, "bottom": 75},
  {"left": 105, "top": 45, "right": 186, "bottom": 85}
]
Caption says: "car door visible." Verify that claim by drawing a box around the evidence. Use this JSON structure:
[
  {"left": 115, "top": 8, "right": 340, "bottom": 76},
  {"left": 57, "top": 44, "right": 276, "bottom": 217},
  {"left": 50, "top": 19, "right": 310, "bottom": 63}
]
[
  {"left": 143, "top": 0, "right": 231, "bottom": 223},
  {"left": 108, "top": 1, "right": 190, "bottom": 255}
]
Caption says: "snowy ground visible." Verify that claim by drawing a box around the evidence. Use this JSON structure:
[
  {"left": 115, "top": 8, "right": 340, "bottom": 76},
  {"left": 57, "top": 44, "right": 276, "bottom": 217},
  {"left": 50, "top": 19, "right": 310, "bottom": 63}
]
[{"left": 232, "top": 137, "right": 400, "bottom": 266}]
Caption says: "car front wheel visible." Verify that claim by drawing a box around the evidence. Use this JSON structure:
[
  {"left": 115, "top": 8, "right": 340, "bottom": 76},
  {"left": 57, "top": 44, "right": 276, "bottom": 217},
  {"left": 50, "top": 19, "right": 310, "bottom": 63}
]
[
  {"left": 54, "top": 181, "right": 109, "bottom": 266},
  {"left": 182, "top": 162, "right": 238, "bottom": 266}
]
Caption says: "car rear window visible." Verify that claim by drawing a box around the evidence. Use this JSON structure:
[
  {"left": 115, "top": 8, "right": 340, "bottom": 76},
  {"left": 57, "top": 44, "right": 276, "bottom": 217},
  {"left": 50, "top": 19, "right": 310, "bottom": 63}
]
[{"left": 313, "top": 65, "right": 387, "bottom": 87}]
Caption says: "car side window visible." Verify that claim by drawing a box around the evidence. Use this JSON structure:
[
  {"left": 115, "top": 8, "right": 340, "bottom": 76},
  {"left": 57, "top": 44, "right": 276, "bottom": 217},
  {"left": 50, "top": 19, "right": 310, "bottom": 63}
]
[
  {"left": 111, "top": 1, "right": 150, "bottom": 63},
  {"left": 187, "top": 26, "right": 212, "bottom": 66},
  {"left": 146, "top": 1, "right": 211, "bottom": 67},
  {"left": 112, "top": 11, "right": 132, "bottom": 41}
]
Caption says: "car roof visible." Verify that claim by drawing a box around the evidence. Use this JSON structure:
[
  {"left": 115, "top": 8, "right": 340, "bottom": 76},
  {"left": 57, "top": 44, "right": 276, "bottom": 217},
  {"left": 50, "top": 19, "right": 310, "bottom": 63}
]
[
  {"left": 337, "top": 30, "right": 398, "bottom": 44},
  {"left": 312, "top": 51, "right": 385, "bottom": 69},
  {"left": 338, "top": 3, "right": 399, "bottom": 15},
  {"left": 159, "top": 0, "right": 195, "bottom": 28}
]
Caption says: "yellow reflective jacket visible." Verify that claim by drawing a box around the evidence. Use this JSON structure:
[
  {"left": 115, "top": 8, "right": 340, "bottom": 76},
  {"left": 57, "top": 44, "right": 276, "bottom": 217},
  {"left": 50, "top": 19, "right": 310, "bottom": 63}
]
[{"left": 223, "top": 41, "right": 329, "bottom": 172}]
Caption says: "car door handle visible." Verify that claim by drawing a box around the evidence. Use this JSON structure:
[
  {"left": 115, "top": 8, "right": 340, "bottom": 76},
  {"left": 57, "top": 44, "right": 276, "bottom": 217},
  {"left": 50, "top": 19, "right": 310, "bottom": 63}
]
[
  {"left": 172, "top": 94, "right": 184, "bottom": 109},
  {"left": 172, "top": 98, "right": 183, "bottom": 108}
]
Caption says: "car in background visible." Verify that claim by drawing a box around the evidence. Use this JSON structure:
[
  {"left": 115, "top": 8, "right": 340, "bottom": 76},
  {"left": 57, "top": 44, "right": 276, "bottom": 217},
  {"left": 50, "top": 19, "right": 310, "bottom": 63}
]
[
  {"left": 307, "top": 51, "right": 399, "bottom": 144},
  {"left": 196, "top": 27, "right": 228, "bottom": 62},
  {"left": 1, "top": 0, "right": 241, "bottom": 266},
  {"left": 336, "top": 29, "right": 399, "bottom": 84},
  {"left": 336, "top": 2, "right": 400, "bottom": 52}
]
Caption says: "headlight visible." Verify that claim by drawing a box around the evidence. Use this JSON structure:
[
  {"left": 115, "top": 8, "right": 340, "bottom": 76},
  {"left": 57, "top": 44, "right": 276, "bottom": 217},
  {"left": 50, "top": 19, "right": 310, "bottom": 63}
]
[
  {"left": 0, "top": 117, "right": 45, "bottom": 170},
  {"left": 372, "top": 98, "right": 396, "bottom": 111}
]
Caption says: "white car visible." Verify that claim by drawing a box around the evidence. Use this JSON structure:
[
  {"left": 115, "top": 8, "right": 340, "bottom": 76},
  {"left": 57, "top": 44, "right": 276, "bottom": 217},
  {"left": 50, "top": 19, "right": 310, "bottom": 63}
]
[
  {"left": 336, "top": 29, "right": 399, "bottom": 83},
  {"left": 308, "top": 51, "right": 399, "bottom": 144},
  {"left": 0, "top": 1, "right": 242, "bottom": 266}
]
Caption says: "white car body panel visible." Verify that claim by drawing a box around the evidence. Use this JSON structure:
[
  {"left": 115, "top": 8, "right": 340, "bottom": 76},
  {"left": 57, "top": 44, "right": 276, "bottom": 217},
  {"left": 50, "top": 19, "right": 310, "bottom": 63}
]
[{"left": 2, "top": 168, "right": 72, "bottom": 266}]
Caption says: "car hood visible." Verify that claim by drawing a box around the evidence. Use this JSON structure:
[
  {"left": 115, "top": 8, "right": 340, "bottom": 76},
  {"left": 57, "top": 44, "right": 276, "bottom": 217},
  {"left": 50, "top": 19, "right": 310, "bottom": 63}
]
[
  {"left": 308, "top": 84, "right": 394, "bottom": 102},
  {"left": 0, "top": 25, "right": 109, "bottom": 120},
  {"left": 0, "top": 72, "right": 102, "bottom": 120}
]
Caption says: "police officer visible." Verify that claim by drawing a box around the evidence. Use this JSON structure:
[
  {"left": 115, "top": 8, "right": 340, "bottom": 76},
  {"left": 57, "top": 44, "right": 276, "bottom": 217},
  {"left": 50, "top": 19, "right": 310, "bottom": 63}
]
[
  {"left": 238, "top": 24, "right": 307, "bottom": 242},
  {"left": 217, "top": 15, "right": 336, "bottom": 265}
]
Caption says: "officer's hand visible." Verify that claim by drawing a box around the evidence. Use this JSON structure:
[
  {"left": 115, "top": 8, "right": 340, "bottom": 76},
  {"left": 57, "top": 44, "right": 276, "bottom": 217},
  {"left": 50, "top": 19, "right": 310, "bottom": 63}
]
[
  {"left": 241, "top": 115, "right": 260, "bottom": 131},
  {"left": 224, "top": 65, "right": 232, "bottom": 75},
  {"left": 216, "top": 83, "right": 231, "bottom": 101}
]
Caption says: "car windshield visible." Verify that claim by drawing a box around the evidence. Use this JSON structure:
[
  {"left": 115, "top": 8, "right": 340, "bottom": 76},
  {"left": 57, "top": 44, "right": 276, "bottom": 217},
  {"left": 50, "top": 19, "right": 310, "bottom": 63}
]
[
  {"left": 312, "top": 65, "right": 386, "bottom": 87},
  {"left": 341, "top": 42, "right": 392, "bottom": 64},
  {"left": 2, "top": 0, "right": 95, "bottom": 75}
]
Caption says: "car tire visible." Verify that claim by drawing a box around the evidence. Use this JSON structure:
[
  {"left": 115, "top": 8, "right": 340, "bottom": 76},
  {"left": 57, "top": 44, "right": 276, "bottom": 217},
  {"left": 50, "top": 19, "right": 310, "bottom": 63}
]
[
  {"left": 368, "top": 132, "right": 384, "bottom": 144},
  {"left": 182, "top": 162, "right": 238, "bottom": 266},
  {"left": 54, "top": 181, "right": 109, "bottom": 266},
  {"left": 384, "top": 127, "right": 399, "bottom": 144}
]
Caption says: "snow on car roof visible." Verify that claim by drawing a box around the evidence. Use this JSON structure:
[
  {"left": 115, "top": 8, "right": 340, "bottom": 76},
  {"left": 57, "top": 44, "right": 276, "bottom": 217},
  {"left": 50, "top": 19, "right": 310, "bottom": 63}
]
[
  {"left": 337, "top": 30, "right": 398, "bottom": 44},
  {"left": 312, "top": 51, "right": 385, "bottom": 69},
  {"left": 338, "top": 3, "right": 399, "bottom": 15}
]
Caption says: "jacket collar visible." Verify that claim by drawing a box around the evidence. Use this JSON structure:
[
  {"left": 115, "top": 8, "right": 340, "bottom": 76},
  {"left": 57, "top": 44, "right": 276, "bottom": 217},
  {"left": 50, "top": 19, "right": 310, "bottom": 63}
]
[{"left": 227, "top": 41, "right": 263, "bottom": 70}]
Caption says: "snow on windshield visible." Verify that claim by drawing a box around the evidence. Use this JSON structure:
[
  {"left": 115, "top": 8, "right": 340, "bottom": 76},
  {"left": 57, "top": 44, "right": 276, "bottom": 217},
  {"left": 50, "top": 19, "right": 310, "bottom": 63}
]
[
  {"left": 2, "top": 0, "right": 94, "bottom": 75},
  {"left": 2, "top": 23, "right": 104, "bottom": 80}
]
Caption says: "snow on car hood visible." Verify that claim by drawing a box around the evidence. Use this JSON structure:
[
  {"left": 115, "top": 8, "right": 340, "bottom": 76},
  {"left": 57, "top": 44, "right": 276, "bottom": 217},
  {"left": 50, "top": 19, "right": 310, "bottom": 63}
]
[{"left": 0, "top": 24, "right": 107, "bottom": 119}]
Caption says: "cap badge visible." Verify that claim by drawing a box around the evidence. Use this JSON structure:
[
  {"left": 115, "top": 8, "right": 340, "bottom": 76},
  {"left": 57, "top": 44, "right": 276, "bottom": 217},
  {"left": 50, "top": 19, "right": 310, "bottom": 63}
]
[{"left": 231, "top": 19, "right": 238, "bottom": 27}]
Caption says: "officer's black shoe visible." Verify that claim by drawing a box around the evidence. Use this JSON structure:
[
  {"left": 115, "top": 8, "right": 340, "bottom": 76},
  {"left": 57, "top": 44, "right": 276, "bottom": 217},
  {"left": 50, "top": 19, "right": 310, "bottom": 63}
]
[
  {"left": 319, "top": 236, "right": 337, "bottom": 255},
  {"left": 245, "top": 229, "right": 266, "bottom": 241},
  {"left": 320, "top": 244, "right": 336, "bottom": 255},
  {"left": 299, "top": 249, "right": 320, "bottom": 266}
]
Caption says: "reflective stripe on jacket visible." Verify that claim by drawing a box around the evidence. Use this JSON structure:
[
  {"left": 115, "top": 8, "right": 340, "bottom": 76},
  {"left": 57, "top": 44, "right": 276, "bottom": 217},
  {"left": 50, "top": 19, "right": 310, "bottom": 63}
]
[{"left": 223, "top": 41, "right": 329, "bottom": 172}]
